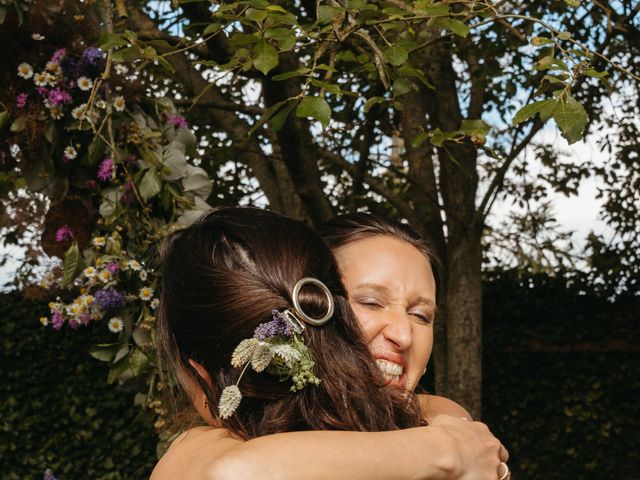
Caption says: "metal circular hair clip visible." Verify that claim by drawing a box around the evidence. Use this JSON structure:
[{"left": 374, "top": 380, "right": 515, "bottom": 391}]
[{"left": 291, "top": 277, "right": 335, "bottom": 326}]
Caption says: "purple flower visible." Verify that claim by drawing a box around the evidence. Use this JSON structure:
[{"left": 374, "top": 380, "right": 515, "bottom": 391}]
[
  {"left": 80, "top": 47, "right": 105, "bottom": 77},
  {"left": 55, "top": 225, "right": 73, "bottom": 242},
  {"left": 48, "top": 88, "right": 72, "bottom": 106},
  {"left": 106, "top": 262, "right": 120, "bottom": 274},
  {"left": 51, "top": 48, "right": 67, "bottom": 62},
  {"left": 253, "top": 310, "right": 294, "bottom": 339},
  {"left": 37, "top": 86, "right": 48, "bottom": 96},
  {"left": 43, "top": 468, "right": 59, "bottom": 480},
  {"left": 51, "top": 310, "right": 65, "bottom": 330},
  {"left": 94, "top": 287, "right": 126, "bottom": 310},
  {"left": 167, "top": 115, "right": 188, "bottom": 129},
  {"left": 16, "top": 93, "right": 28, "bottom": 109},
  {"left": 97, "top": 158, "right": 114, "bottom": 181}
]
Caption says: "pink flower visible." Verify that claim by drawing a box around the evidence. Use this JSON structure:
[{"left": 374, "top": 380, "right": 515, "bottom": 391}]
[
  {"left": 37, "top": 87, "right": 48, "bottom": 96},
  {"left": 106, "top": 262, "right": 120, "bottom": 274},
  {"left": 55, "top": 225, "right": 73, "bottom": 242},
  {"left": 16, "top": 93, "right": 28, "bottom": 109},
  {"left": 48, "top": 88, "right": 72, "bottom": 106},
  {"left": 51, "top": 48, "right": 67, "bottom": 62},
  {"left": 167, "top": 115, "right": 188, "bottom": 129},
  {"left": 97, "top": 158, "right": 114, "bottom": 181}
]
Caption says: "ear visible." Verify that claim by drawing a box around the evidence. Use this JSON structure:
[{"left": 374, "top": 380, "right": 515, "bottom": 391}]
[{"left": 188, "top": 358, "right": 213, "bottom": 388}]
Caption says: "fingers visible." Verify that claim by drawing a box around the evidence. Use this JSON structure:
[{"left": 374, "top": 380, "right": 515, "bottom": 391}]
[{"left": 499, "top": 444, "right": 509, "bottom": 463}]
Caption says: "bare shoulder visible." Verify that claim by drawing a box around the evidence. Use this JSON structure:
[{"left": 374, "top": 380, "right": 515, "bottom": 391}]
[
  {"left": 150, "top": 426, "right": 242, "bottom": 480},
  {"left": 417, "top": 393, "right": 472, "bottom": 421}
]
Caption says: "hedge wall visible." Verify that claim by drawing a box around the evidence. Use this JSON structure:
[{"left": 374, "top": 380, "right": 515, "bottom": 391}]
[
  {"left": 0, "top": 293, "right": 157, "bottom": 479},
  {"left": 1, "top": 269, "right": 638, "bottom": 479}
]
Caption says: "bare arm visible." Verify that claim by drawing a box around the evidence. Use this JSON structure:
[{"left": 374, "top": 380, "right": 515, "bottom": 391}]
[{"left": 152, "top": 416, "right": 507, "bottom": 480}]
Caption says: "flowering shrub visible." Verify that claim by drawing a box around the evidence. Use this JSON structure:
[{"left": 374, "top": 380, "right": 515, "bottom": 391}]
[{"left": 6, "top": 40, "right": 214, "bottom": 435}]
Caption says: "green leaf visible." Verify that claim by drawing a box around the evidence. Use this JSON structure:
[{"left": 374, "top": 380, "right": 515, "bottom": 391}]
[
  {"left": 535, "top": 56, "right": 569, "bottom": 72},
  {"left": 268, "top": 102, "right": 296, "bottom": 132},
  {"left": 89, "top": 344, "right": 119, "bottom": 362},
  {"left": 414, "top": 2, "right": 450, "bottom": 15},
  {"left": 317, "top": 5, "right": 343, "bottom": 24},
  {"left": 253, "top": 40, "right": 279, "bottom": 76},
  {"left": 392, "top": 78, "right": 413, "bottom": 96},
  {"left": 460, "top": 119, "right": 491, "bottom": 136},
  {"left": 430, "top": 17, "right": 469, "bottom": 37},
  {"left": 296, "top": 96, "right": 331, "bottom": 128},
  {"left": 310, "top": 79, "right": 343, "bottom": 95},
  {"left": 272, "top": 67, "right": 310, "bottom": 81},
  {"left": 248, "top": 100, "right": 287, "bottom": 136},
  {"left": 583, "top": 69, "right": 608, "bottom": 78},
  {"left": 564, "top": 0, "right": 580, "bottom": 7},
  {"left": 10, "top": 115, "right": 28, "bottom": 133},
  {"left": 552, "top": 95, "right": 588, "bottom": 144},
  {"left": 411, "top": 131, "right": 429, "bottom": 148},
  {"left": 383, "top": 46, "right": 409, "bottom": 66},
  {"left": 107, "top": 353, "right": 131, "bottom": 384},
  {"left": 139, "top": 168, "right": 162, "bottom": 201},
  {"left": 364, "top": 96, "right": 387, "bottom": 113},
  {"left": 513, "top": 99, "right": 556, "bottom": 124},
  {"left": 557, "top": 31, "right": 572, "bottom": 40},
  {"left": 62, "top": 243, "right": 83, "bottom": 288},
  {"left": 99, "top": 32, "right": 129, "bottom": 50},
  {"left": 156, "top": 56, "right": 176, "bottom": 73},
  {"left": 245, "top": 8, "right": 267, "bottom": 22},
  {"left": 203, "top": 23, "right": 221, "bottom": 36},
  {"left": 0, "top": 110, "right": 9, "bottom": 131},
  {"left": 531, "top": 36, "right": 554, "bottom": 46},
  {"left": 128, "top": 348, "right": 150, "bottom": 376}
]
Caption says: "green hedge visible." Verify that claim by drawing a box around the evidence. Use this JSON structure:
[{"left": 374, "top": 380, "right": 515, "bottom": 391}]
[
  {"left": 2, "top": 268, "right": 638, "bottom": 478},
  {"left": 483, "top": 270, "right": 640, "bottom": 479},
  {"left": 0, "top": 293, "right": 157, "bottom": 479}
]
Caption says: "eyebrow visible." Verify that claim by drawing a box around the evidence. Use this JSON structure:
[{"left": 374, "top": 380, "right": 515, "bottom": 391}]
[{"left": 353, "top": 282, "right": 437, "bottom": 311}]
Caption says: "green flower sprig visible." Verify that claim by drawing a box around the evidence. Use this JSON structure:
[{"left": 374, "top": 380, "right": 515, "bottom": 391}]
[{"left": 218, "top": 310, "right": 321, "bottom": 419}]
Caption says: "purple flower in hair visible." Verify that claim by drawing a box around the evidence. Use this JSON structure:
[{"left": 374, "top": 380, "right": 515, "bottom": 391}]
[
  {"left": 97, "top": 158, "right": 114, "bottom": 181},
  {"left": 16, "top": 93, "right": 28, "bottom": 109},
  {"left": 37, "top": 86, "right": 48, "bottom": 96},
  {"left": 60, "top": 56, "right": 78, "bottom": 78},
  {"left": 106, "top": 262, "right": 120, "bottom": 274},
  {"left": 94, "top": 287, "right": 126, "bottom": 310},
  {"left": 55, "top": 225, "right": 73, "bottom": 242},
  {"left": 254, "top": 310, "right": 294, "bottom": 339},
  {"left": 80, "top": 47, "right": 105, "bottom": 77}
]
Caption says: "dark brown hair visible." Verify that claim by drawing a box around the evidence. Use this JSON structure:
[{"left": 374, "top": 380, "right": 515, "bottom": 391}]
[
  {"left": 319, "top": 212, "right": 442, "bottom": 298},
  {"left": 157, "top": 207, "right": 422, "bottom": 439}
]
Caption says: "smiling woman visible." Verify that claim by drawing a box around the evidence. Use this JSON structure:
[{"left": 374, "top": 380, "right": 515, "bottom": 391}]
[{"left": 152, "top": 208, "right": 509, "bottom": 480}]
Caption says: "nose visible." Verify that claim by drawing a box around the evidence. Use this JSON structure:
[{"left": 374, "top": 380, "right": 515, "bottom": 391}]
[{"left": 381, "top": 308, "right": 413, "bottom": 351}]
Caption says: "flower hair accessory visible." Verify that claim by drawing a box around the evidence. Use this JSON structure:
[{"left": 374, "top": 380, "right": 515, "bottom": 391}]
[{"left": 218, "top": 277, "right": 334, "bottom": 419}]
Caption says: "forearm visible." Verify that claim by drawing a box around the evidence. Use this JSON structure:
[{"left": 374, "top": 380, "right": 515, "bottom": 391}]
[{"left": 209, "top": 428, "right": 452, "bottom": 480}]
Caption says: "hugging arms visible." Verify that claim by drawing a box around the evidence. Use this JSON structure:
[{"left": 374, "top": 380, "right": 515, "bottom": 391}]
[{"left": 151, "top": 208, "right": 509, "bottom": 480}]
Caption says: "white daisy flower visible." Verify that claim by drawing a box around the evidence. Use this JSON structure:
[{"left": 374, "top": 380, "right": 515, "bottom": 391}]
[
  {"left": 50, "top": 107, "right": 63, "bottom": 120},
  {"left": 96, "top": 99, "right": 107, "bottom": 109},
  {"left": 46, "top": 61, "right": 60, "bottom": 73},
  {"left": 108, "top": 317, "right": 124, "bottom": 333},
  {"left": 40, "top": 316, "right": 49, "bottom": 326},
  {"left": 64, "top": 146, "right": 78, "bottom": 160},
  {"left": 32, "top": 33, "right": 45, "bottom": 41},
  {"left": 92, "top": 236, "right": 106, "bottom": 248},
  {"left": 72, "top": 104, "right": 88, "bottom": 120},
  {"left": 128, "top": 259, "right": 141, "bottom": 271},
  {"left": 139, "top": 287, "right": 153, "bottom": 301},
  {"left": 150, "top": 298, "right": 160, "bottom": 310},
  {"left": 98, "top": 269, "right": 112, "bottom": 283},
  {"left": 77, "top": 76, "right": 93, "bottom": 91},
  {"left": 17, "top": 63, "right": 33, "bottom": 79},
  {"left": 113, "top": 96, "right": 125, "bottom": 112},
  {"left": 33, "top": 72, "right": 48, "bottom": 87},
  {"left": 139, "top": 269, "right": 148, "bottom": 281},
  {"left": 45, "top": 73, "right": 56, "bottom": 86}
]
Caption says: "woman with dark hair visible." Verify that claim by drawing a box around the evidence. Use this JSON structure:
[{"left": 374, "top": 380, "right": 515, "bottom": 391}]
[{"left": 152, "top": 207, "right": 509, "bottom": 480}]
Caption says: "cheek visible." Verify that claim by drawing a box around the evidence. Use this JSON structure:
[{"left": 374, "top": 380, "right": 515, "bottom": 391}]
[
  {"left": 349, "top": 304, "right": 379, "bottom": 343},
  {"left": 412, "top": 325, "right": 434, "bottom": 363}
]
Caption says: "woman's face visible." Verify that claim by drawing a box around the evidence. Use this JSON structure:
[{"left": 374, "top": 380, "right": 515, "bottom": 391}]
[{"left": 335, "top": 235, "right": 436, "bottom": 393}]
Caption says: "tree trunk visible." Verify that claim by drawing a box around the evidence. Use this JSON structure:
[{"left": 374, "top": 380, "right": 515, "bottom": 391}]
[{"left": 443, "top": 226, "right": 483, "bottom": 419}]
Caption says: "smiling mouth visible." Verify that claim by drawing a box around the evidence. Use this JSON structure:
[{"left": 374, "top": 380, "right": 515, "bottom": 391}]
[{"left": 376, "top": 359, "right": 404, "bottom": 383}]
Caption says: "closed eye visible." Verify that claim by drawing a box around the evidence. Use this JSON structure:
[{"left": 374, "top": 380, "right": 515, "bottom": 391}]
[
  {"left": 410, "top": 312, "right": 433, "bottom": 324},
  {"left": 355, "top": 298, "right": 384, "bottom": 309}
]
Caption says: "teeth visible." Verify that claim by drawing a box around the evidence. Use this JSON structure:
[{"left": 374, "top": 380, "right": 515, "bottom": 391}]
[{"left": 376, "top": 359, "right": 403, "bottom": 377}]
